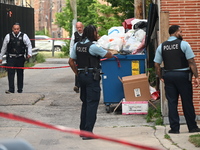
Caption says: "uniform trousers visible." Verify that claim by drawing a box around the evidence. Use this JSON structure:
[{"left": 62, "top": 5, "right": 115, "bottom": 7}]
[
  {"left": 164, "top": 71, "right": 198, "bottom": 131},
  {"left": 78, "top": 72, "right": 101, "bottom": 132},
  {"left": 7, "top": 56, "right": 25, "bottom": 93}
]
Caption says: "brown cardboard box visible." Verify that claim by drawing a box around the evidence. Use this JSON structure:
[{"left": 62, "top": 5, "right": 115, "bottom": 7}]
[{"left": 122, "top": 74, "right": 151, "bottom": 101}]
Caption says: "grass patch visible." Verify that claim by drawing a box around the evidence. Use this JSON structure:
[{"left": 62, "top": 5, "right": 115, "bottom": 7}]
[
  {"left": 24, "top": 62, "right": 35, "bottom": 67},
  {"left": 189, "top": 134, "right": 200, "bottom": 147},
  {"left": 36, "top": 53, "right": 46, "bottom": 63},
  {"left": 0, "top": 70, "right": 7, "bottom": 78},
  {"left": 38, "top": 51, "right": 68, "bottom": 58},
  {"left": 164, "top": 134, "right": 171, "bottom": 140},
  {"left": 146, "top": 100, "right": 163, "bottom": 125}
]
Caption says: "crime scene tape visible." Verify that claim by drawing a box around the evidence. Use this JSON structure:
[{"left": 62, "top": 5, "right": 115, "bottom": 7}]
[
  {"left": 0, "top": 65, "right": 70, "bottom": 69},
  {"left": 30, "top": 38, "right": 71, "bottom": 41},
  {"left": 0, "top": 56, "right": 121, "bottom": 69},
  {"left": 100, "top": 56, "right": 121, "bottom": 67},
  {"left": 0, "top": 112, "right": 160, "bottom": 150}
]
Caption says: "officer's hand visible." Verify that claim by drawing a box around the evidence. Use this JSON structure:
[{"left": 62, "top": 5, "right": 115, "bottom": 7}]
[
  {"left": 0, "top": 59, "right": 2, "bottom": 64},
  {"left": 160, "top": 78, "right": 164, "bottom": 82},
  {"left": 27, "top": 55, "right": 31, "bottom": 59}
]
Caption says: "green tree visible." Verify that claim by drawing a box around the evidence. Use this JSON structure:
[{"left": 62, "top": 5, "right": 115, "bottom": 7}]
[
  {"left": 86, "top": 1, "right": 122, "bottom": 35},
  {"left": 55, "top": 0, "right": 73, "bottom": 36},
  {"left": 104, "top": 0, "right": 152, "bottom": 20},
  {"left": 103, "top": 0, "right": 134, "bottom": 20},
  {"left": 55, "top": 0, "right": 122, "bottom": 36}
]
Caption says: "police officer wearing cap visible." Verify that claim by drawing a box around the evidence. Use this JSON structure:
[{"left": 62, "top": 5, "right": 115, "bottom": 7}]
[
  {"left": 69, "top": 25, "right": 113, "bottom": 140},
  {"left": 154, "top": 25, "right": 200, "bottom": 134},
  {"left": 0, "top": 23, "right": 32, "bottom": 94}
]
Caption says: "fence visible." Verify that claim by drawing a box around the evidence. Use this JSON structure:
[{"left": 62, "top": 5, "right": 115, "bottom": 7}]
[{"left": 0, "top": 3, "right": 35, "bottom": 49}]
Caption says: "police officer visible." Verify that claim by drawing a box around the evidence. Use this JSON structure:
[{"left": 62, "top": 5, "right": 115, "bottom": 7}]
[
  {"left": 70, "top": 22, "right": 84, "bottom": 93},
  {"left": 154, "top": 25, "right": 200, "bottom": 133},
  {"left": 69, "top": 25, "right": 113, "bottom": 140},
  {"left": 0, "top": 23, "right": 32, "bottom": 94}
]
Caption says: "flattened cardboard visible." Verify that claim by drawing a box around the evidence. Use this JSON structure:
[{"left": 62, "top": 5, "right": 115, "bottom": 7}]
[{"left": 122, "top": 101, "right": 148, "bottom": 115}]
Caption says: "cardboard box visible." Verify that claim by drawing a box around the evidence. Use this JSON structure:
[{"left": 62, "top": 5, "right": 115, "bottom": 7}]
[
  {"left": 122, "top": 74, "right": 151, "bottom": 101},
  {"left": 122, "top": 101, "right": 148, "bottom": 115}
]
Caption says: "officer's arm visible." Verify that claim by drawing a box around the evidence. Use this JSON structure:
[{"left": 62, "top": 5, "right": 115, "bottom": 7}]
[
  {"left": 104, "top": 51, "right": 113, "bottom": 59},
  {"left": 154, "top": 62, "right": 164, "bottom": 82},
  {"left": 68, "top": 58, "right": 78, "bottom": 75},
  {"left": 23, "top": 34, "right": 32, "bottom": 58},
  {"left": 0, "top": 34, "right": 9, "bottom": 63},
  {"left": 188, "top": 58, "right": 199, "bottom": 87}
]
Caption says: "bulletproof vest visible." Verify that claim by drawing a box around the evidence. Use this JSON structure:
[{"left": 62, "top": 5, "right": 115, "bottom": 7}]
[
  {"left": 74, "top": 31, "right": 82, "bottom": 43},
  {"left": 76, "top": 42, "right": 100, "bottom": 69},
  {"left": 7, "top": 33, "right": 26, "bottom": 54},
  {"left": 162, "top": 39, "right": 188, "bottom": 70}
]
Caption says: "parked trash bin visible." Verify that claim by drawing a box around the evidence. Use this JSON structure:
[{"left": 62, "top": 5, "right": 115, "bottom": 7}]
[{"left": 100, "top": 54, "right": 146, "bottom": 113}]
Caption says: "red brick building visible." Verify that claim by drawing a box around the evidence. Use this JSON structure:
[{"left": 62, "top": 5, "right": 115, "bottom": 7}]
[{"left": 156, "top": 0, "right": 200, "bottom": 123}]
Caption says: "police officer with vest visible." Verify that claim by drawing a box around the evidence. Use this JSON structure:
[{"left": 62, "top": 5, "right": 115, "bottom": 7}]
[
  {"left": 70, "top": 22, "right": 84, "bottom": 93},
  {"left": 0, "top": 23, "right": 32, "bottom": 94},
  {"left": 154, "top": 25, "right": 200, "bottom": 133},
  {"left": 69, "top": 25, "right": 113, "bottom": 140}
]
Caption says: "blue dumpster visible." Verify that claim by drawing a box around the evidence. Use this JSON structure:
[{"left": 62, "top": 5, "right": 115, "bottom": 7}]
[{"left": 100, "top": 54, "right": 146, "bottom": 112}]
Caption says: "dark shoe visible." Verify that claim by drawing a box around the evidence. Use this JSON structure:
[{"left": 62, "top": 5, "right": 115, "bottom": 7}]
[
  {"left": 73, "top": 86, "right": 79, "bottom": 93},
  {"left": 168, "top": 130, "right": 180, "bottom": 134},
  {"left": 18, "top": 90, "right": 22, "bottom": 93},
  {"left": 79, "top": 134, "right": 84, "bottom": 137},
  {"left": 82, "top": 137, "right": 94, "bottom": 140},
  {"left": 189, "top": 128, "right": 200, "bottom": 133},
  {"left": 5, "top": 90, "right": 14, "bottom": 94}
]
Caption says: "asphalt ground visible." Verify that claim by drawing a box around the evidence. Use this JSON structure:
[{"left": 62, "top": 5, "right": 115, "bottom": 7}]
[{"left": 0, "top": 58, "right": 199, "bottom": 150}]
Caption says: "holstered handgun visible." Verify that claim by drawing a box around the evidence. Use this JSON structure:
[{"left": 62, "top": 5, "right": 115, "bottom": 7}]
[
  {"left": 93, "top": 68, "right": 101, "bottom": 81},
  {"left": 84, "top": 67, "right": 88, "bottom": 75}
]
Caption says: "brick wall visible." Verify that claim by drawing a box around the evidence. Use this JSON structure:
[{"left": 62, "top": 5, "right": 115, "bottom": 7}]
[{"left": 160, "top": 0, "right": 200, "bottom": 116}]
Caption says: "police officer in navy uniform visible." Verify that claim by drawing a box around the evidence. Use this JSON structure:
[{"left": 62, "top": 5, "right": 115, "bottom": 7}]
[
  {"left": 69, "top": 25, "right": 113, "bottom": 140},
  {"left": 70, "top": 22, "right": 84, "bottom": 93},
  {"left": 154, "top": 25, "right": 200, "bottom": 133},
  {"left": 0, "top": 23, "right": 32, "bottom": 94}
]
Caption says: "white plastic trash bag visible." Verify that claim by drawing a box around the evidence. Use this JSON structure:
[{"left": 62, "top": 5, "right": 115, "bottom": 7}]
[
  {"left": 107, "top": 37, "right": 124, "bottom": 51},
  {"left": 108, "top": 26, "right": 125, "bottom": 35},
  {"left": 98, "top": 33, "right": 125, "bottom": 51},
  {"left": 123, "top": 36, "right": 141, "bottom": 52},
  {"left": 131, "top": 19, "right": 147, "bottom": 30},
  {"left": 97, "top": 35, "right": 110, "bottom": 49},
  {"left": 134, "top": 29, "right": 146, "bottom": 42}
]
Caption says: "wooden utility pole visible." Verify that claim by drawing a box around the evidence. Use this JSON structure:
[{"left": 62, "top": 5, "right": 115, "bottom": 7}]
[{"left": 134, "top": 0, "right": 143, "bottom": 19}]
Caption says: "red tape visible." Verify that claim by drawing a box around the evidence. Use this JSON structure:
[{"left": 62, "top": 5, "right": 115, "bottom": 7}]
[
  {"left": 100, "top": 56, "right": 121, "bottom": 68},
  {"left": 0, "top": 56, "right": 120, "bottom": 70},
  {"left": 0, "top": 65, "right": 70, "bottom": 69},
  {"left": 30, "top": 38, "right": 71, "bottom": 41},
  {"left": 0, "top": 112, "right": 160, "bottom": 150}
]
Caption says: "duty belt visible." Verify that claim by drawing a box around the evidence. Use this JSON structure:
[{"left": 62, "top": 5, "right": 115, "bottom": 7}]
[
  {"left": 164, "top": 69, "right": 190, "bottom": 72},
  {"left": 78, "top": 68, "right": 94, "bottom": 74},
  {"left": 78, "top": 70, "right": 93, "bottom": 74},
  {"left": 9, "top": 54, "right": 24, "bottom": 58}
]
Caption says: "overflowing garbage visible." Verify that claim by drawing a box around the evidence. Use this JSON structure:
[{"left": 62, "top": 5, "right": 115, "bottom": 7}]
[{"left": 97, "top": 19, "right": 147, "bottom": 55}]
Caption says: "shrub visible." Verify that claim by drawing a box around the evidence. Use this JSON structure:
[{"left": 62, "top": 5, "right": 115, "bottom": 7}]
[
  {"left": 61, "top": 40, "right": 70, "bottom": 57},
  {"left": 36, "top": 53, "right": 45, "bottom": 63}
]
